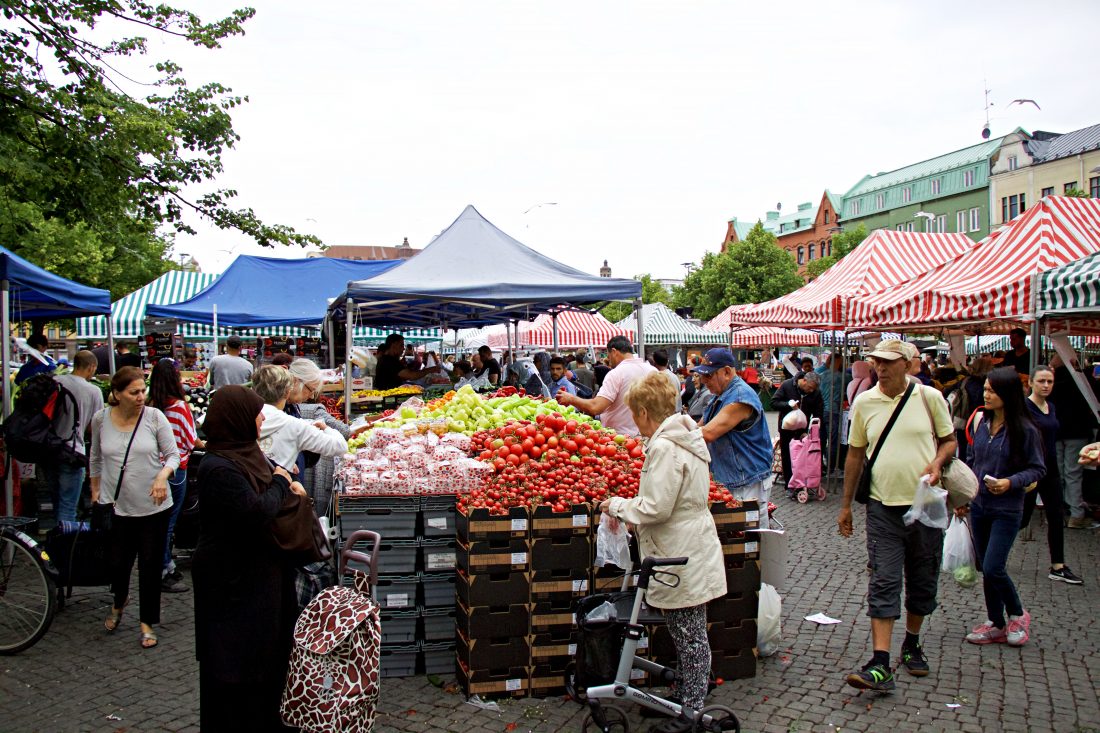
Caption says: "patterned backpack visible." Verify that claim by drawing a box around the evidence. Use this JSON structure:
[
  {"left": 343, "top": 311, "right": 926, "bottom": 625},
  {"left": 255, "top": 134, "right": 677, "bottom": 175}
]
[{"left": 281, "top": 570, "right": 382, "bottom": 732}]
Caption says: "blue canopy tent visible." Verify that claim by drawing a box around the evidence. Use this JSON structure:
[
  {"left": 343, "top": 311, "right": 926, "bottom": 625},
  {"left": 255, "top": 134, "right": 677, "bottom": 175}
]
[
  {"left": 0, "top": 246, "right": 112, "bottom": 514},
  {"left": 330, "top": 205, "right": 644, "bottom": 419}
]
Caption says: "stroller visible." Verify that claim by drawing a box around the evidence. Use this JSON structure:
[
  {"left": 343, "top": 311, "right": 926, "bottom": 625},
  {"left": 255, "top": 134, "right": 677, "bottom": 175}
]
[{"left": 787, "top": 418, "right": 825, "bottom": 503}]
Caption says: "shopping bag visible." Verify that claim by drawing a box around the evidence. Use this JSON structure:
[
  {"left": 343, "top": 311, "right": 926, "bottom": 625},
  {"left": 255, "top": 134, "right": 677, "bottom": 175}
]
[
  {"left": 902, "top": 476, "right": 950, "bottom": 529},
  {"left": 757, "top": 582, "right": 782, "bottom": 657},
  {"left": 594, "top": 515, "right": 631, "bottom": 569},
  {"left": 781, "top": 408, "right": 808, "bottom": 431},
  {"left": 941, "top": 516, "right": 979, "bottom": 587}
]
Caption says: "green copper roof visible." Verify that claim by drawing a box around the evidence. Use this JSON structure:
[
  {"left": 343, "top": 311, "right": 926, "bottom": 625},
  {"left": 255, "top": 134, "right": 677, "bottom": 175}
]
[{"left": 844, "top": 138, "right": 1002, "bottom": 197}]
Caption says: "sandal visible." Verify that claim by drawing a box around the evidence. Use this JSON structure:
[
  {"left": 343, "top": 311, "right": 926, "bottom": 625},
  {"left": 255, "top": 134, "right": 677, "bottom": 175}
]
[
  {"left": 104, "top": 599, "right": 128, "bottom": 633},
  {"left": 140, "top": 629, "right": 158, "bottom": 649}
]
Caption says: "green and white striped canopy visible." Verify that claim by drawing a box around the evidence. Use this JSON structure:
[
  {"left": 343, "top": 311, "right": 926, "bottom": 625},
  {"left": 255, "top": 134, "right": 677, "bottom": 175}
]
[
  {"left": 615, "top": 303, "right": 728, "bottom": 346},
  {"left": 1036, "top": 250, "right": 1100, "bottom": 318}
]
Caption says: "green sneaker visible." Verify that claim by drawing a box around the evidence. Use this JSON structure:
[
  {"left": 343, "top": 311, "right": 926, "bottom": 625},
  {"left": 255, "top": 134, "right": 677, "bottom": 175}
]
[
  {"left": 900, "top": 644, "right": 929, "bottom": 677},
  {"left": 845, "top": 662, "right": 895, "bottom": 692}
]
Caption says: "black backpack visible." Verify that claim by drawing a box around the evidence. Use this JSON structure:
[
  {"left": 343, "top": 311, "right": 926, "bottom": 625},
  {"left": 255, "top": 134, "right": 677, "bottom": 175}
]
[{"left": 2, "top": 373, "right": 83, "bottom": 466}]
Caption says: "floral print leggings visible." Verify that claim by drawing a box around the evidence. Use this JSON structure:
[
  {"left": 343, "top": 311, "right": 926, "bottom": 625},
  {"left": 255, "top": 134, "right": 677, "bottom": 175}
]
[{"left": 665, "top": 603, "right": 711, "bottom": 710}]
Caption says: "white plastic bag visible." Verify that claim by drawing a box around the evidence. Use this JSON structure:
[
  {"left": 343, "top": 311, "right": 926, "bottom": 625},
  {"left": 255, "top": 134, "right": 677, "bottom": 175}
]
[
  {"left": 781, "top": 408, "right": 808, "bottom": 431},
  {"left": 594, "top": 515, "right": 631, "bottom": 569},
  {"left": 903, "top": 475, "right": 950, "bottom": 529},
  {"left": 942, "top": 515, "right": 979, "bottom": 587},
  {"left": 757, "top": 583, "right": 782, "bottom": 657}
]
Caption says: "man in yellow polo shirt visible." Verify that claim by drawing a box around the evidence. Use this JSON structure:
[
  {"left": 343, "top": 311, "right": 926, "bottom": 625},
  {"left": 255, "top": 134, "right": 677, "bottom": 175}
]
[{"left": 837, "top": 340, "right": 956, "bottom": 693}]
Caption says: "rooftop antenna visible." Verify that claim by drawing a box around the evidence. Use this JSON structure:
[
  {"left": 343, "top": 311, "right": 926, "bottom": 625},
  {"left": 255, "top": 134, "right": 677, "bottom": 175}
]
[{"left": 982, "top": 81, "right": 993, "bottom": 139}]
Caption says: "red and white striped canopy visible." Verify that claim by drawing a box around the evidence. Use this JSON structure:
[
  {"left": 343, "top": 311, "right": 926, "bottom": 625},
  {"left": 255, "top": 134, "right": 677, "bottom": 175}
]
[
  {"left": 848, "top": 196, "right": 1100, "bottom": 331},
  {"left": 728, "top": 327, "right": 820, "bottom": 347},
  {"left": 486, "top": 311, "right": 632, "bottom": 350},
  {"left": 730, "top": 230, "right": 976, "bottom": 329},
  {"left": 704, "top": 304, "right": 755, "bottom": 331}
]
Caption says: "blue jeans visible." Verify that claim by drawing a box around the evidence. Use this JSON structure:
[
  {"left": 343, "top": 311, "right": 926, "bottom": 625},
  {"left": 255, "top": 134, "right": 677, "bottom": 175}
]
[
  {"left": 41, "top": 461, "right": 85, "bottom": 524},
  {"left": 970, "top": 503, "right": 1024, "bottom": 627},
  {"left": 163, "top": 467, "right": 187, "bottom": 573}
]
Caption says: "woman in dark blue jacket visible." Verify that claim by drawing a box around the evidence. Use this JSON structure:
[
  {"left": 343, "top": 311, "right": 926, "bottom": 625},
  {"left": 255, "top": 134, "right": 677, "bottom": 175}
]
[{"left": 963, "top": 367, "right": 1045, "bottom": 648}]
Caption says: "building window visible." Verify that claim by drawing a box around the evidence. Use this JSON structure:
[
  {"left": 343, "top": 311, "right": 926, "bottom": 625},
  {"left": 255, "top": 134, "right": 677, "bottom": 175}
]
[
  {"left": 1020, "top": 193, "right": 1026, "bottom": 212},
  {"left": 1007, "top": 155, "right": 1018, "bottom": 171},
  {"left": 935, "top": 214, "right": 946, "bottom": 233},
  {"left": 969, "top": 207, "right": 981, "bottom": 232},
  {"left": 808, "top": 243, "right": 816, "bottom": 260},
  {"left": 851, "top": 200, "right": 861, "bottom": 216},
  {"left": 797, "top": 246, "right": 805, "bottom": 265},
  {"left": 957, "top": 210, "right": 967, "bottom": 232},
  {"left": 1041, "top": 186, "right": 1054, "bottom": 198},
  {"left": 875, "top": 193, "right": 884, "bottom": 209},
  {"left": 823, "top": 239, "right": 831, "bottom": 257},
  {"left": 902, "top": 187, "right": 912, "bottom": 203},
  {"left": 963, "top": 169, "right": 975, "bottom": 187},
  {"left": 896, "top": 224, "right": 905, "bottom": 231},
  {"left": 824, "top": 210, "right": 830, "bottom": 224},
  {"left": 931, "top": 178, "right": 941, "bottom": 195},
  {"left": 1091, "top": 177, "right": 1100, "bottom": 198},
  {"left": 1065, "top": 181, "right": 1078, "bottom": 193},
  {"left": 906, "top": 222, "right": 915, "bottom": 232}
]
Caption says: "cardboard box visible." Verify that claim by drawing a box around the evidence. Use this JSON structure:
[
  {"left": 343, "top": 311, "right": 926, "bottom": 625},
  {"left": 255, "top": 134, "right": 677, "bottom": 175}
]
[
  {"left": 456, "top": 505, "right": 529, "bottom": 542},
  {"left": 529, "top": 630, "right": 579, "bottom": 664},
  {"left": 710, "top": 647, "right": 757, "bottom": 680},
  {"left": 530, "top": 502, "right": 592, "bottom": 537},
  {"left": 724, "top": 559, "right": 761, "bottom": 595},
  {"left": 530, "top": 598, "right": 576, "bottom": 634},
  {"left": 720, "top": 535, "right": 761, "bottom": 563},
  {"left": 710, "top": 499, "right": 761, "bottom": 533},
  {"left": 530, "top": 567, "right": 589, "bottom": 602},
  {"left": 457, "top": 628, "right": 531, "bottom": 670},
  {"left": 529, "top": 663, "right": 569, "bottom": 698},
  {"left": 457, "top": 537, "right": 530, "bottom": 574},
  {"left": 456, "top": 599, "right": 531, "bottom": 640},
  {"left": 708, "top": 618, "right": 758, "bottom": 651},
  {"left": 706, "top": 591, "right": 758, "bottom": 623},
  {"left": 456, "top": 569, "right": 531, "bottom": 608},
  {"left": 530, "top": 534, "right": 591, "bottom": 572},
  {"left": 456, "top": 660, "right": 530, "bottom": 699}
]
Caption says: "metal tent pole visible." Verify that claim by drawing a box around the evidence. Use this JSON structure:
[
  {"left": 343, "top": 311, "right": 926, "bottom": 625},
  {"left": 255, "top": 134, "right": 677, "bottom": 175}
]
[
  {"left": 327, "top": 316, "right": 336, "bottom": 369},
  {"left": 728, "top": 324, "right": 734, "bottom": 350},
  {"left": 1029, "top": 320, "right": 1040, "bottom": 373},
  {"left": 634, "top": 298, "right": 646, "bottom": 361},
  {"left": 344, "top": 299, "right": 354, "bottom": 423},
  {"left": 211, "top": 303, "right": 219, "bottom": 368},
  {"left": 2, "top": 280, "right": 11, "bottom": 516},
  {"left": 106, "top": 307, "right": 116, "bottom": 375},
  {"left": 552, "top": 312, "right": 559, "bottom": 355}
]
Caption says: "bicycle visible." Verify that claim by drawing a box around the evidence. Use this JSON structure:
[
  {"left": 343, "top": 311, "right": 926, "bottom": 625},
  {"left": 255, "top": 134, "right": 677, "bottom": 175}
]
[
  {"left": 566, "top": 555, "right": 740, "bottom": 732},
  {"left": 0, "top": 516, "right": 59, "bottom": 654}
]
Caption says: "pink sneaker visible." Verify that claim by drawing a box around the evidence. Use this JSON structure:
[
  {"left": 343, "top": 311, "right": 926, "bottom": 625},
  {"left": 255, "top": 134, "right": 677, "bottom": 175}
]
[
  {"left": 966, "top": 620, "right": 1007, "bottom": 644},
  {"left": 1006, "top": 612, "right": 1030, "bottom": 646}
]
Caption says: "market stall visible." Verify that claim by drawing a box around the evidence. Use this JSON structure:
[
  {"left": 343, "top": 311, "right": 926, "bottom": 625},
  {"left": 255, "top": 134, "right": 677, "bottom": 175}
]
[
  {"left": 617, "top": 302, "right": 727, "bottom": 346},
  {"left": 0, "top": 245, "right": 112, "bottom": 515},
  {"left": 487, "top": 310, "right": 632, "bottom": 351}
]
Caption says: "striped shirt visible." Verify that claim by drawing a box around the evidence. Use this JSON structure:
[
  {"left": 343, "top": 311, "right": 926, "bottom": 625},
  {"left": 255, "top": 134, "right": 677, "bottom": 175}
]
[{"left": 161, "top": 398, "right": 198, "bottom": 470}]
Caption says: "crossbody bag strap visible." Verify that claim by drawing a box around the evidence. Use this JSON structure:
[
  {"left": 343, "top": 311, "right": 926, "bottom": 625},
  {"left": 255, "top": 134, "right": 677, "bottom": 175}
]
[
  {"left": 111, "top": 406, "right": 145, "bottom": 503},
  {"left": 866, "top": 382, "right": 915, "bottom": 475},
  {"left": 916, "top": 386, "right": 942, "bottom": 451}
]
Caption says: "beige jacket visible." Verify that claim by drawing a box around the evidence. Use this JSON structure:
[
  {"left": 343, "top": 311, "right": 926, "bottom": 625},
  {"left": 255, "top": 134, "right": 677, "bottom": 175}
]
[{"left": 607, "top": 414, "right": 727, "bottom": 609}]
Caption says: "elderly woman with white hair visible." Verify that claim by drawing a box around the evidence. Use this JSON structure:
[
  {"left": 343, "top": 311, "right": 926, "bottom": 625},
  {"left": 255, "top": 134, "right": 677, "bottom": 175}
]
[{"left": 252, "top": 364, "right": 347, "bottom": 472}]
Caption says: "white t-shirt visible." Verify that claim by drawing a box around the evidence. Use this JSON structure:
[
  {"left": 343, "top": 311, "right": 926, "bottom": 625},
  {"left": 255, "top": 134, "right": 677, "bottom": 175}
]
[
  {"left": 257, "top": 404, "right": 348, "bottom": 470},
  {"left": 596, "top": 357, "right": 657, "bottom": 436}
]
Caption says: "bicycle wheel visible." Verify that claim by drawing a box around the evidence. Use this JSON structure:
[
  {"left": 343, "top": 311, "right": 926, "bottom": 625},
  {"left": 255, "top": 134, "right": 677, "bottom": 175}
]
[{"left": 0, "top": 534, "right": 57, "bottom": 654}]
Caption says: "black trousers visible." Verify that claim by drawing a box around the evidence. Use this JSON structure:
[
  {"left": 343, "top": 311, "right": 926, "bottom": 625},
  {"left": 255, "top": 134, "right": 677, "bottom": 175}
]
[
  {"left": 1021, "top": 471, "right": 1064, "bottom": 566},
  {"left": 779, "top": 428, "right": 802, "bottom": 484},
  {"left": 111, "top": 508, "right": 171, "bottom": 625}
]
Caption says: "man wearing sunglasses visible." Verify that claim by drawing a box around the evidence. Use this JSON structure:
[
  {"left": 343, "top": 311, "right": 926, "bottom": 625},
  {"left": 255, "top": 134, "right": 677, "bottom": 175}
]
[{"left": 694, "top": 348, "right": 774, "bottom": 528}]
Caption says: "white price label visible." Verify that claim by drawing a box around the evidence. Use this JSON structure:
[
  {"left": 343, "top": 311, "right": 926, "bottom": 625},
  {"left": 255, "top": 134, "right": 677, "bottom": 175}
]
[
  {"left": 568, "top": 643, "right": 578, "bottom": 655},
  {"left": 572, "top": 613, "right": 577, "bottom": 624},
  {"left": 427, "top": 552, "right": 455, "bottom": 570},
  {"left": 511, "top": 552, "right": 528, "bottom": 565},
  {"left": 630, "top": 669, "right": 645, "bottom": 680},
  {"left": 511, "top": 518, "right": 528, "bottom": 531},
  {"left": 386, "top": 593, "right": 409, "bottom": 608},
  {"left": 505, "top": 678, "right": 522, "bottom": 692},
  {"left": 572, "top": 513, "right": 588, "bottom": 527},
  {"left": 746, "top": 510, "right": 760, "bottom": 521},
  {"left": 638, "top": 636, "right": 649, "bottom": 650},
  {"left": 427, "top": 517, "right": 448, "bottom": 529},
  {"left": 745, "top": 541, "right": 759, "bottom": 553},
  {"left": 572, "top": 579, "right": 589, "bottom": 592}
]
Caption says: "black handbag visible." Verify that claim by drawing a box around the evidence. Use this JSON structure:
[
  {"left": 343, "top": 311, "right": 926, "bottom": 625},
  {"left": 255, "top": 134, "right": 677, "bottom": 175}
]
[
  {"left": 91, "top": 407, "right": 144, "bottom": 533},
  {"left": 855, "top": 383, "right": 914, "bottom": 505}
]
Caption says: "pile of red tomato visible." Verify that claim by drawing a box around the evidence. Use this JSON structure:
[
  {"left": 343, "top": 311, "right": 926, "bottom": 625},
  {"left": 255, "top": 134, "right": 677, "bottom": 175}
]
[{"left": 457, "top": 412, "right": 738, "bottom": 515}]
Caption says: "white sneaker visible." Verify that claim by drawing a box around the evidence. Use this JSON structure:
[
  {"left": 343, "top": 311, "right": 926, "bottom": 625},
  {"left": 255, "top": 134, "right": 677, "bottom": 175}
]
[{"left": 1006, "top": 612, "right": 1030, "bottom": 646}]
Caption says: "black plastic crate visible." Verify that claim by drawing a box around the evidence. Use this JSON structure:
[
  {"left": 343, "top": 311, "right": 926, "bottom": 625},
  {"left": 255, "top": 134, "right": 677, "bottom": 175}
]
[
  {"left": 421, "top": 537, "right": 456, "bottom": 573},
  {"left": 375, "top": 574, "right": 419, "bottom": 611},
  {"left": 340, "top": 497, "right": 419, "bottom": 539},
  {"left": 421, "top": 606, "right": 457, "bottom": 642},
  {"left": 421, "top": 495, "right": 457, "bottom": 512},
  {"left": 421, "top": 505, "right": 456, "bottom": 538},
  {"left": 422, "top": 640, "right": 456, "bottom": 675},
  {"left": 380, "top": 642, "right": 420, "bottom": 678},
  {"left": 420, "top": 571, "right": 456, "bottom": 608},
  {"left": 372, "top": 538, "right": 419, "bottom": 575},
  {"left": 378, "top": 607, "right": 420, "bottom": 646}
]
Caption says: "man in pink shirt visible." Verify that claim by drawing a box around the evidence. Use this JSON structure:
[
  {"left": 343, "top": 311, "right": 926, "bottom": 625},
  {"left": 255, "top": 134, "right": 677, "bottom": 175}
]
[{"left": 556, "top": 336, "right": 655, "bottom": 436}]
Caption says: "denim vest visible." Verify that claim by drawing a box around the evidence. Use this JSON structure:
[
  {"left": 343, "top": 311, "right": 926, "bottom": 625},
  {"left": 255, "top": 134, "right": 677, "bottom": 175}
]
[{"left": 704, "top": 377, "right": 773, "bottom": 489}]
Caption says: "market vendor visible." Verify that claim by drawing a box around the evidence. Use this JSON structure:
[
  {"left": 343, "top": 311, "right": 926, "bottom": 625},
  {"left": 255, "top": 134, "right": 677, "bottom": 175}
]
[
  {"left": 474, "top": 345, "right": 502, "bottom": 386},
  {"left": 694, "top": 348, "right": 774, "bottom": 527},
  {"left": 374, "top": 333, "right": 442, "bottom": 391}
]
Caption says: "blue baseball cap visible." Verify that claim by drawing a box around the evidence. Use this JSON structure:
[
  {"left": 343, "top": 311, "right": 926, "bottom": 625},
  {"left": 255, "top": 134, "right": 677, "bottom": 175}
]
[{"left": 692, "top": 348, "right": 742, "bottom": 375}]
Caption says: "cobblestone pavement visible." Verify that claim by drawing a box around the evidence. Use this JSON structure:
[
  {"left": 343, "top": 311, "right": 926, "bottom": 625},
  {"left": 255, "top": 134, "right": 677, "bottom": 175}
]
[{"left": 3, "top": 489, "right": 1100, "bottom": 732}]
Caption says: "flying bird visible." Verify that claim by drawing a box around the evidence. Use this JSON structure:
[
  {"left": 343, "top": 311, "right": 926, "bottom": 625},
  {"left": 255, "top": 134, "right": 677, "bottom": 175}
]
[{"left": 1008, "top": 99, "right": 1041, "bottom": 110}]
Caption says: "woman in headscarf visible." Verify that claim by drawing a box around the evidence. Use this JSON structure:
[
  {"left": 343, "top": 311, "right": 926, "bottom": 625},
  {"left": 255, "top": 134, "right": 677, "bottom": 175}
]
[{"left": 192, "top": 386, "right": 305, "bottom": 732}]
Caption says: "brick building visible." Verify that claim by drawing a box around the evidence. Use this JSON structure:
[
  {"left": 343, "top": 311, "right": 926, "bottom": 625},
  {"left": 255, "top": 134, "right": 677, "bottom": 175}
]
[{"left": 723, "top": 190, "right": 843, "bottom": 278}]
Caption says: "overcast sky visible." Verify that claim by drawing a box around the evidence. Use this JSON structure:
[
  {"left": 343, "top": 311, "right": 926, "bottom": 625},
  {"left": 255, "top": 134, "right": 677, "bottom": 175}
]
[{"left": 151, "top": 0, "right": 1100, "bottom": 280}]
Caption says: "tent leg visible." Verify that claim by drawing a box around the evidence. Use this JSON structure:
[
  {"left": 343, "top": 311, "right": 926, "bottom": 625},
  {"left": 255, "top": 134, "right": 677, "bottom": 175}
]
[
  {"left": 106, "top": 310, "right": 116, "bottom": 375},
  {"left": 2, "top": 280, "right": 11, "bottom": 516},
  {"left": 327, "top": 317, "right": 336, "bottom": 370},
  {"left": 552, "top": 312, "right": 559, "bottom": 355},
  {"left": 634, "top": 298, "right": 645, "bottom": 361},
  {"left": 344, "top": 299, "right": 354, "bottom": 424},
  {"left": 212, "top": 304, "right": 219, "bottom": 370},
  {"left": 1029, "top": 321, "right": 1040, "bottom": 373}
]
